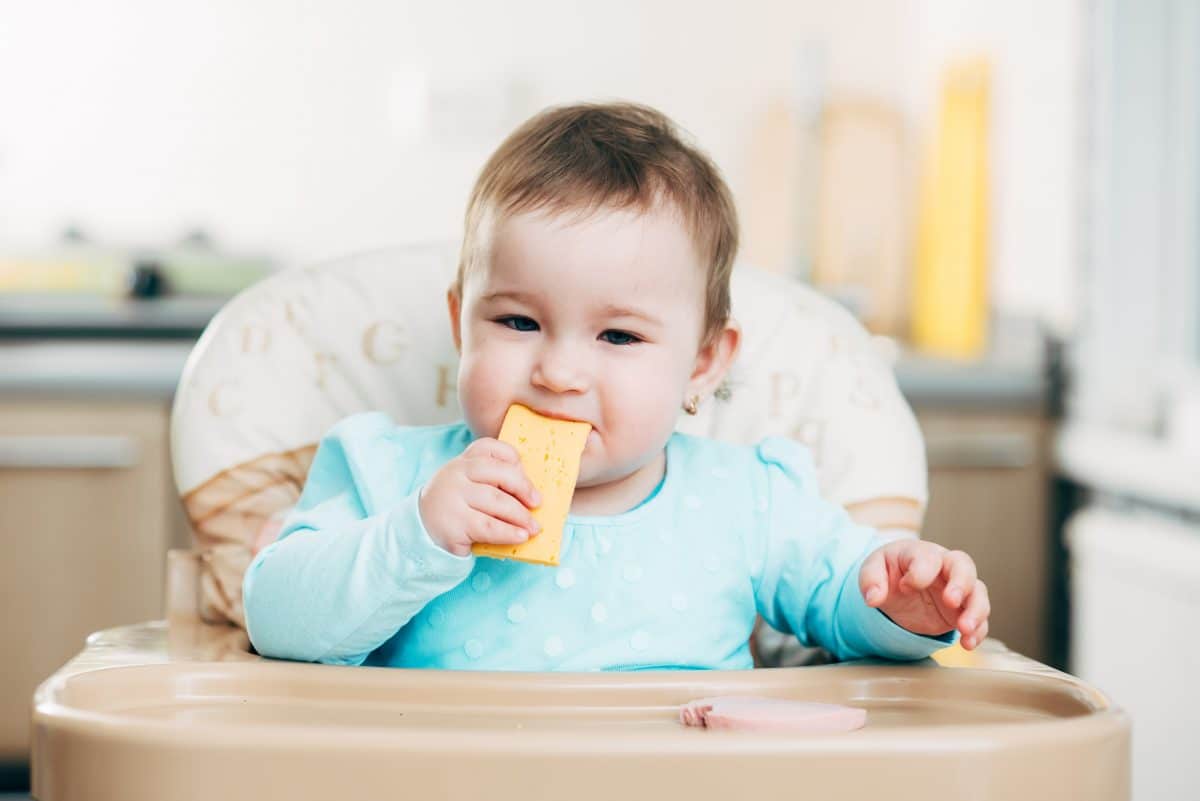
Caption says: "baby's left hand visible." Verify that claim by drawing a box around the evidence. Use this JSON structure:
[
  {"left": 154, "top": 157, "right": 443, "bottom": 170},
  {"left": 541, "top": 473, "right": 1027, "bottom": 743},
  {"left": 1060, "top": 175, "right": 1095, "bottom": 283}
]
[{"left": 858, "top": 540, "right": 990, "bottom": 650}]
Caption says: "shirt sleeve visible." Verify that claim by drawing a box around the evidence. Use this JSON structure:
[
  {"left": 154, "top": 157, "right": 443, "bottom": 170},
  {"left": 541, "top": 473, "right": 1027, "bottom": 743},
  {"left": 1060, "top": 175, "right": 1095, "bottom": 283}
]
[
  {"left": 242, "top": 413, "right": 474, "bottom": 665},
  {"left": 750, "top": 436, "right": 956, "bottom": 662}
]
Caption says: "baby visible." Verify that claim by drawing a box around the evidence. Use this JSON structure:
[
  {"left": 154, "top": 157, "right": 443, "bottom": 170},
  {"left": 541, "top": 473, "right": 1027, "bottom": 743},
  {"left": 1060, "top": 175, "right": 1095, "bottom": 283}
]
[{"left": 243, "top": 102, "right": 990, "bottom": 669}]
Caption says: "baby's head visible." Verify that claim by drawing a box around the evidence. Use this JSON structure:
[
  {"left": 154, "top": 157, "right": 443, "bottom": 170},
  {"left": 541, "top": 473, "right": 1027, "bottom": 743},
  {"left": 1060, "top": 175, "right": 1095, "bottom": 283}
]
[{"left": 447, "top": 101, "right": 741, "bottom": 490}]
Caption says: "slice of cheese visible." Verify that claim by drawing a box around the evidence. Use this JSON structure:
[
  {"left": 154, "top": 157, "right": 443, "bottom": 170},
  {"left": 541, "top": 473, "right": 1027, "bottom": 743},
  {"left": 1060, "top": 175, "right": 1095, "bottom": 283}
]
[{"left": 471, "top": 404, "right": 591, "bottom": 567}]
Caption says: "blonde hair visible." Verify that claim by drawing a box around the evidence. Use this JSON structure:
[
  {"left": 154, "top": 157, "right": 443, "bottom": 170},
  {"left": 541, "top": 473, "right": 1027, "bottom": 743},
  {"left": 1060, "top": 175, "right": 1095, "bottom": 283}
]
[{"left": 456, "top": 101, "right": 739, "bottom": 345}]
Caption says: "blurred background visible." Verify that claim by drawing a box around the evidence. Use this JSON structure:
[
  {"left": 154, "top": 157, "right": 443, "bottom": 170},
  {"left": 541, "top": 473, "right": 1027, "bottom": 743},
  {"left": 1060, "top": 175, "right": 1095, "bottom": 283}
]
[{"left": 0, "top": 0, "right": 1196, "bottom": 798}]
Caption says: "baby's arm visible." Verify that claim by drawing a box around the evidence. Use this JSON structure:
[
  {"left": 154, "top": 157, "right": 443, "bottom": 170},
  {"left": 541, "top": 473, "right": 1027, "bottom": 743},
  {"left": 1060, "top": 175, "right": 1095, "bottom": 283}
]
[
  {"left": 752, "top": 438, "right": 960, "bottom": 662},
  {"left": 859, "top": 539, "right": 990, "bottom": 651},
  {"left": 242, "top": 415, "right": 475, "bottom": 665}
]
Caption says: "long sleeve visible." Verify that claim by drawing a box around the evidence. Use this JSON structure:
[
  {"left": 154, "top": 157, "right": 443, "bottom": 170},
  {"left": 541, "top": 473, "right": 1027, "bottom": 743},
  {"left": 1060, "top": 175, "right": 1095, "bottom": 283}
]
[
  {"left": 243, "top": 414, "right": 475, "bottom": 665},
  {"left": 751, "top": 437, "right": 956, "bottom": 662}
]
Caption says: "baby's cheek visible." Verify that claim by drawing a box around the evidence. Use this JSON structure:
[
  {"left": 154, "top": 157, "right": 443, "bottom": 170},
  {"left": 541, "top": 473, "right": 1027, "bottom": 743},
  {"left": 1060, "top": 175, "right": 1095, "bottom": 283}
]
[
  {"left": 604, "top": 373, "right": 679, "bottom": 444},
  {"left": 458, "top": 354, "right": 518, "bottom": 435}
]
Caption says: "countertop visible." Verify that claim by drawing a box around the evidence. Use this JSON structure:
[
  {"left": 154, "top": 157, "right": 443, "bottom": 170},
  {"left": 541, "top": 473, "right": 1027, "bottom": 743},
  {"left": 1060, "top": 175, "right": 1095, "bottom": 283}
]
[
  {"left": 0, "top": 295, "right": 1049, "bottom": 407},
  {"left": 0, "top": 341, "right": 196, "bottom": 398},
  {"left": 0, "top": 294, "right": 224, "bottom": 338},
  {"left": 1056, "top": 421, "right": 1200, "bottom": 514},
  {"left": 0, "top": 339, "right": 1048, "bottom": 407}
]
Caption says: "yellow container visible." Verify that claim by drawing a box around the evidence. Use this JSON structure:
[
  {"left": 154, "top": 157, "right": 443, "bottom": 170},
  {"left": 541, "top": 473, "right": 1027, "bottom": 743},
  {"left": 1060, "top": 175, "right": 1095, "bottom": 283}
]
[{"left": 911, "top": 59, "right": 991, "bottom": 359}]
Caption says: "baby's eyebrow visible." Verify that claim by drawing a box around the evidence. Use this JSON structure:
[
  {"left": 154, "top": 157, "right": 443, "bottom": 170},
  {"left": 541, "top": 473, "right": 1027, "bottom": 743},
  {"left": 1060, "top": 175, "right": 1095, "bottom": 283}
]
[
  {"left": 599, "top": 304, "right": 661, "bottom": 326},
  {"left": 480, "top": 292, "right": 659, "bottom": 326},
  {"left": 478, "top": 290, "right": 536, "bottom": 305}
]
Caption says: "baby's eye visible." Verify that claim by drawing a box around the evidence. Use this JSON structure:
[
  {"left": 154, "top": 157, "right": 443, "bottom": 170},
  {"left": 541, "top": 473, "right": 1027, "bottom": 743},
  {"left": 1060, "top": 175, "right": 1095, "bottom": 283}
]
[
  {"left": 600, "top": 329, "right": 641, "bottom": 346},
  {"left": 495, "top": 315, "right": 539, "bottom": 332}
]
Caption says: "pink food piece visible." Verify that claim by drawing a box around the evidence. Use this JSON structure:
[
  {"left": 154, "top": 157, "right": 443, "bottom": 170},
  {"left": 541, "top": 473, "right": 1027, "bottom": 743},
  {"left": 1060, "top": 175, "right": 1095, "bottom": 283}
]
[{"left": 678, "top": 696, "right": 867, "bottom": 733}]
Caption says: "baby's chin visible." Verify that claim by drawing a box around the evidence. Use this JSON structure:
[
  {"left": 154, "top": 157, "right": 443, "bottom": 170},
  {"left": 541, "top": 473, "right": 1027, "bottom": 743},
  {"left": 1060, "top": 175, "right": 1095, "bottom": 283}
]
[
  {"left": 575, "top": 469, "right": 634, "bottom": 491},
  {"left": 575, "top": 439, "right": 605, "bottom": 487},
  {"left": 575, "top": 441, "right": 662, "bottom": 489},
  {"left": 575, "top": 438, "right": 629, "bottom": 488}
]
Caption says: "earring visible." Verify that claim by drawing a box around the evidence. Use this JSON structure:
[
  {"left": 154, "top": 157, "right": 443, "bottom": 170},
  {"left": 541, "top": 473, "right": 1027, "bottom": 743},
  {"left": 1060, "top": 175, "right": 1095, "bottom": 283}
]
[{"left": 683, "top": 394, "right": 700, "bottom": 415}]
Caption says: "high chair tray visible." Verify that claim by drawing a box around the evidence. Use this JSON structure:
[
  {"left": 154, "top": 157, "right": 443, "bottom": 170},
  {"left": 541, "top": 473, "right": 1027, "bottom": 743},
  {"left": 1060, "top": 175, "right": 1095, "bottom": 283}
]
[{"left": 32, "top": 620, "right": 1129, "bottom": 801}]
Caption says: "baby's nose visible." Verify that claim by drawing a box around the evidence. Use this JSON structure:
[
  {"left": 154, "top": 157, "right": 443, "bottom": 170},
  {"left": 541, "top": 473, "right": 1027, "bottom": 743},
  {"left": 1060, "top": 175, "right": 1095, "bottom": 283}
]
[{"left": 531, "top": 343, "right": 589, "bottom": 393}]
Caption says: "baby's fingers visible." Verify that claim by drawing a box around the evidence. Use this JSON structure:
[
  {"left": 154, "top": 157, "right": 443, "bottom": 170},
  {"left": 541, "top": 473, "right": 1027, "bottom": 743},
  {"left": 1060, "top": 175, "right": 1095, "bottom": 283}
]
[
  {"left": 940, "top": 550, "right": 977, "bottom": 608},
  {"left": 465, "top": 459, "right": 541, "bottom": 510},
  {"left": 463, "top": 437, "right": 519, "bottom": 463},
  {"left": 466, "top": 483, "right": 540, "bottom": 535},
  {"left": 962, "top": 620, "right": 989, "bottom": 651},
  {"left": 957, "top": 580, "right": 991, "bottom": 642},
  {"left": 859, "top": 549, "right": 890, "bottom": 607},
  {"left": 900, "top": 544, "right": 945, "bottom": 593},
  {"left": 467, "top": 510, "right": 533, "bottom": 546}
]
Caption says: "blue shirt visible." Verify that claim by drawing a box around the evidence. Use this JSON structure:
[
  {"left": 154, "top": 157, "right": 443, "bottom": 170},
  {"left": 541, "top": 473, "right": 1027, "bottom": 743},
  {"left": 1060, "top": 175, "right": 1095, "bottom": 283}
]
[{"left": 243, "top": 413, "right": 953, "bottom": 670}]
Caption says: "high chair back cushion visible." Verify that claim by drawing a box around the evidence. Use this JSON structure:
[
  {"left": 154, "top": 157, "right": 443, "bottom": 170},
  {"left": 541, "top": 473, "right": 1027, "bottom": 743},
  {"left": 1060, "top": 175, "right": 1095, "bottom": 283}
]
[{"left": 171, "top": 242, "right": 926, "bottom": 627}]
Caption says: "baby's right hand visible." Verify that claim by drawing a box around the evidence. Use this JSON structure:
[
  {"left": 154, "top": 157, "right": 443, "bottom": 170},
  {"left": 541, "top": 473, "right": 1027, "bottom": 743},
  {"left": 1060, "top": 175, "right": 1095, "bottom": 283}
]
[{"left": 418, "top": 437, "right": 542, "bottom": 557}]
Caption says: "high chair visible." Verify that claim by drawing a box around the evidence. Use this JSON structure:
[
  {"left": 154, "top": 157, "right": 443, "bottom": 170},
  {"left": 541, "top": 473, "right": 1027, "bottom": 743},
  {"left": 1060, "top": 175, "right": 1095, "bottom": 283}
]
[{"left": 31, "top": 243, "right": 1129, "bottom": 800}]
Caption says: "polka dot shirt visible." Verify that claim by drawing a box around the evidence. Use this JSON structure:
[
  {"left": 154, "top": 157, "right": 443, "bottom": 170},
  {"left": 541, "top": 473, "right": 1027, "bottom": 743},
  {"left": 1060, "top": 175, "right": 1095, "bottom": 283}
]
[{"left": 244, "top": 415, "right": 954, "bottom": 670}]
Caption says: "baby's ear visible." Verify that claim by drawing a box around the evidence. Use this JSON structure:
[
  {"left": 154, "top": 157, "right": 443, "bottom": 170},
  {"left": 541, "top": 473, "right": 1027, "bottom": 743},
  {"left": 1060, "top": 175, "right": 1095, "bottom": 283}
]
[
  {"left": 446, "top": 286, "right": 464, "bottom": 354},
  {"left": 689, "top": 320, "right": 741, "bottom": 396}
]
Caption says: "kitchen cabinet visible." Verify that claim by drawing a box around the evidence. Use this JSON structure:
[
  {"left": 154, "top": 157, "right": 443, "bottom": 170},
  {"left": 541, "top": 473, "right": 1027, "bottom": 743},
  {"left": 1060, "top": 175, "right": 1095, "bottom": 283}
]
[
  {"left": 917, "top": 409, "right": 1051, "bottom": 663},
  {"left": 0, "top": 398, "right": 189, "bottom": 760}
]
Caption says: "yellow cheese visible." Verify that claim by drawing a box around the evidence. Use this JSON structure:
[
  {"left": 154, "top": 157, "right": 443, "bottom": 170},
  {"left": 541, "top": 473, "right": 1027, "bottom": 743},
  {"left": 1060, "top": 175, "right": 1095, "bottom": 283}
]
[{"left": 471, "top": 404, "right": 591, "bottom": 567}]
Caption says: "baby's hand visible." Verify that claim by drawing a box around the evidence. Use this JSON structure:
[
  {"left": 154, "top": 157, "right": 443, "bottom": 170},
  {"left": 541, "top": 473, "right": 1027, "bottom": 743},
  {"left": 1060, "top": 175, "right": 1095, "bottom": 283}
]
[
  {"left": 858, "top": 540, "right": 990, "bottom": 650},
  {"left": 418, "top": 438, "right": 542, "bottom": 557}
]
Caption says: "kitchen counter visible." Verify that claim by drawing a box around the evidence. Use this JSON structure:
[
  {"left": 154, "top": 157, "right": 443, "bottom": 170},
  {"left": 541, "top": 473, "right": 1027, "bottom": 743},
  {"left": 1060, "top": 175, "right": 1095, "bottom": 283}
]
[
  {"left": 1057, "top": 421, "right": 1200, "bottom": 515},
  {"left": 0, "top": 337, "right": 1048, "bottom": 406},
  {"left": 0, "top": 295, "right": 224, "bottom": 339},
  {"left": 0, "top": 341, "right": 195, "bottom": 397},
  {"left": 896, "top": 349, "right": 1046, "bottom": 409},
  {"left": 0, "top": 293, "right": 1048, "bottom": 406}
]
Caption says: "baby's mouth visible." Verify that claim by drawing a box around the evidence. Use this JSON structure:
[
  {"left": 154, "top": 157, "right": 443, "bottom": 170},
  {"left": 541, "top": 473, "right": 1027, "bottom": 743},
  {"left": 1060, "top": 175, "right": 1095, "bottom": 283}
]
[
  {"left": 540, "top": 409, "right": 599, "bottom": 448},
  {"left": 535, "top": 407, "right": 590, "bottom": 424},
  {"left": 527, "top": 406, "right": 594, "bottom": 429}
]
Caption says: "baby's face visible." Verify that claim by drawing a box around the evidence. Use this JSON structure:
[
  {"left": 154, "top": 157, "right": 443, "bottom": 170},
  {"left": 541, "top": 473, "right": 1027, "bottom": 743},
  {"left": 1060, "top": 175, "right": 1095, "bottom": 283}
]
[{"left": 452, "top": 204, "right": 707, "bottom": 488}]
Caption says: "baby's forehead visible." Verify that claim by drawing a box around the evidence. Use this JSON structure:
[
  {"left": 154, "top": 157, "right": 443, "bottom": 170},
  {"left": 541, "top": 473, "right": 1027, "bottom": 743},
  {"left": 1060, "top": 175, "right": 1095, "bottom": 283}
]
[
  {"left": 472, "top": 275, "right": 688, "bottom": 319},
  {"left": 499, "top": 195, "right": 691, "bottom": 235},
  {"left": 486, "top": 206, "right": 700, "bottom": 278}
]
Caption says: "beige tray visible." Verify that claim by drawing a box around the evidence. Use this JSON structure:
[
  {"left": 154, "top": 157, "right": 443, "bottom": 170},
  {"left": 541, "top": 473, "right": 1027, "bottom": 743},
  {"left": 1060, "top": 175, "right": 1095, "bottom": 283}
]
[{"left": 32, "top": 620, "right": 1129, "bottom": 801}]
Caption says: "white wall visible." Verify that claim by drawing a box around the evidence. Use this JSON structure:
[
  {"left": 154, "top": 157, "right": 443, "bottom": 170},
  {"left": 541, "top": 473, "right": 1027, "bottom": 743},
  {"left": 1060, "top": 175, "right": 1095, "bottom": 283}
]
[
  {"left": 0, "top": 0, "right": 1081, "bottom": 330},
  {"left": 0, "top": 0, "right": 907, "bottom": 263}
]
